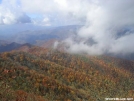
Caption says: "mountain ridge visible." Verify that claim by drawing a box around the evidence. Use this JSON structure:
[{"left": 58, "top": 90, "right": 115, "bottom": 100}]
[
  {"left": 0, "top": 42, "right": 33, "bottom": 53},
  {"left": 0, "top": 46, "right": 134, "bottom": 101}
]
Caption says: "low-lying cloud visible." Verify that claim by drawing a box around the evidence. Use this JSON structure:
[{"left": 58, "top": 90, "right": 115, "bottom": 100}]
[{"left": 53, "top": 0, "right": 134, "bottom": 55}]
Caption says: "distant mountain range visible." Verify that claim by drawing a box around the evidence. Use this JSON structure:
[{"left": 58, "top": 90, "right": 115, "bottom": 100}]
[
  {"left": 0, "top": 25, "right": 81, "bottom": 53},
  {"left": 1, "top": 39, "right": 134, "bottom": 60},
  {"left": 2, "top": 25, "right": 82, "bottom": 44},
  {"left": 0, "top": 40, "right": 10, "bottom": 45},
  {"left": 0, "top": 41, "right": 32, "bottom": 52},
  {"left": 0, "top": 25, "right": 134, "bottom": 60}
]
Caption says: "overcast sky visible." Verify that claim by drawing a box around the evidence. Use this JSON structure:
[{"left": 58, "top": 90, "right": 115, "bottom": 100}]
[
  {"left": 0, "top": 0, "right": 134, "bottom": 55},
  {"left": 0, "top": 0, "right": 90, "bottom": 26},
  {"left": 0, "top": 0, "right": 134, "bottom": 26}
]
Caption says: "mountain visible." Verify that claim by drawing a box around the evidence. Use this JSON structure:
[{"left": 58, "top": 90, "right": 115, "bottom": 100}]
[
  {"left": 1, "top": 25, "right": 134, "bottom": 60},
  {"left": 114, "top": 53, "right": 134, "bottom": 60},
  {"left": 0, "top": 40, "right": 10, "bottom": 45},
  {"left": 0, "top": 46, "right": 134, "bottom": 101},
  {"left": 0, "top": 42, "right": 33, "bottom": 53},
  {"left": 0, "top": 24, "right": 46, "bottom": 39},
  {"left": 7, "top": 25, "right": 81, "bottom": 44}
]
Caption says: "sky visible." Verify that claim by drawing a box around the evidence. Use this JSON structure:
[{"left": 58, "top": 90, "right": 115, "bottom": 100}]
[
  {"left": 0, "top": 0, "right": 88, "bottom": 26},
  {"left": 0, "top": 0, "right": 134, "bottom": 55}
]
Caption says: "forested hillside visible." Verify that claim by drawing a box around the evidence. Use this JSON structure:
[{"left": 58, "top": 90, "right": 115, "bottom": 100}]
[{"left": 0, "top": 47, "right": 134, "bottom": 101}]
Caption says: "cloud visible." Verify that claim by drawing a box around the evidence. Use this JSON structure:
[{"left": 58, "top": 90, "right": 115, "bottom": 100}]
[
  {"left": 0, "top": 0, "right": 31, "bottom": 25},
  {"left": 19, "top": 0, "right": 91, "bottom": 25},
  {"left": 110, "top": 33, "right": 134, "bottom": 54},
  {"left": 20, "top": 0, "right": 56, "bottom": 13},
  {"left": 1, "top": 0, "right": 91, "bottom": 26},
  {"left": 53, "top": 0, "right": 134, "bottom": 55},
  {"left": 32, "top": 16, "right": 51, "bottom": 26}
]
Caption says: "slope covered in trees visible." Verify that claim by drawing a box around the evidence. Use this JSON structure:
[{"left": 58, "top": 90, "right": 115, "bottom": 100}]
[{"left": 0, "top": 47, "right": 134, "bottom": 101}]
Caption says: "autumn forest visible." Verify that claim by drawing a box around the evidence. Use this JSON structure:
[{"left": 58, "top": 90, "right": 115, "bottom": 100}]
[{"left": 0, "top": 46, "right": 134, "bottom": 101}]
